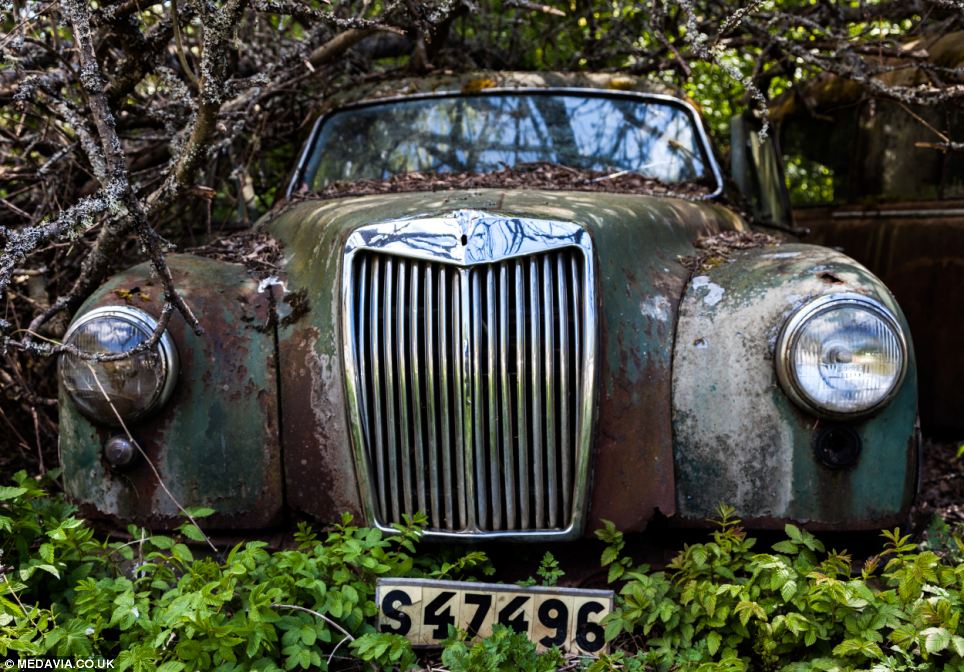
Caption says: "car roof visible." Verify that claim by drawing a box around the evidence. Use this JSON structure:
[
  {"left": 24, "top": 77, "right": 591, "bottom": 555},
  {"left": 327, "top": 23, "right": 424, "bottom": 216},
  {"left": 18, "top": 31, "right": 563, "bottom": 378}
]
[{"left": 314, "top": 71, "right": 691, "bottom": 115}]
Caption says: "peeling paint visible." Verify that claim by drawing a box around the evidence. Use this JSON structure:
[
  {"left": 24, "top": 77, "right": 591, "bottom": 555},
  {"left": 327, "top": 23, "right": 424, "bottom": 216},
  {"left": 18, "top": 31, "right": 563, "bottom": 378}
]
[
  {"left": 639, "top": 295, "right": 671, "bottom": 322},
  {"left": 672, "top": 243, "right": 918, "bottom": 528},
  {"left": 60, "top": 255, "right": 283, "bottom": 529},
  {"left": 691, "top": 275, "right": 725, "bottom": 306}
]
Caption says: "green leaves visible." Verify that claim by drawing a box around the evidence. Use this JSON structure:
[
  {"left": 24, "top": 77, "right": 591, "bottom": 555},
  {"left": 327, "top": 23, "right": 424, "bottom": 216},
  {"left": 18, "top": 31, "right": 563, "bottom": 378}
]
[
  {"left": 13, "top": 475, "right": 964, "bottom": 671},
  {"left": 350, "top": 632, "right": 417, "bottom": 670},
  {"left": 594, "top": 509, "right": 964, "bottom": 670}
]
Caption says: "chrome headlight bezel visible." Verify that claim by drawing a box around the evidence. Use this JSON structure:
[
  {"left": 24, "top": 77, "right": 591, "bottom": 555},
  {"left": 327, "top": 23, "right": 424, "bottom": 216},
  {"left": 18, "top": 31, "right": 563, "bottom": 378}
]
[
  {"left": 775, "top": 293, "right": 908, "bottom": 419},
  {"left": 60, "top": 305, "right": 179, "bottom": 425}
]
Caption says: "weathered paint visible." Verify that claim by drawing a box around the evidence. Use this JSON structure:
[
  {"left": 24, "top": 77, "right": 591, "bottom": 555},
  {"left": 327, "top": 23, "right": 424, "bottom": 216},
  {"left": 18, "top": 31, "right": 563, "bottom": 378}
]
[
  {"left": 672, "top": 243, "right": 918, "bottom": 528},
  {"left": 268, "top": 189, "right": 748, "bottom": 532},
  {"left": 795, "top": 202, "right": 964, "bottom": 437},
  {"left": 59, "top": 255, "right": 283, "bottom": 529}
]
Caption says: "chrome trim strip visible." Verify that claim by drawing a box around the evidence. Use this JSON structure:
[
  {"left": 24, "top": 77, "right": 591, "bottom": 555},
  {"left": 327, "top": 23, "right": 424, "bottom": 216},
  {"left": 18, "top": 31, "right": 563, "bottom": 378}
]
[
  {"left": 287, "top": 87, "right": 724, "bottom": 200},
  {"left": 385, "top": 259, "right": 403, "bottom": 521},
  {"left": 542, "top": 255, "right": 558, "bottom": 528},
  {"left": 438, "top": 270, "right": 455, "bottom": 528},
  {"left": 557, "top": 253, "right": 571, "bottom": 519},
  {"left": 529, "top": 255, "right": 545, "bottom": 528},
  {"left": 342, "top": 210, "right": 596, "bottom": 541},
  {"left": 774, "top": 292, "right": 909, "bottom": 419},
  {"left": 396, "top": 260, "right": 414, "bottom": 514},
  {"left": 455, "top": 270, "right": 470, "bottom": 529},
  {"left": 485, "top": 265, "right": 501, "bottom": 529},
  {"left": 410, "top": 262, "right": 427, "bottom": 518},
  {"left": 369, "top": 257, "right": 388, "bottom": 520},
  {"left": 424, "top": 264, "right": 442, "bottom": 527}
]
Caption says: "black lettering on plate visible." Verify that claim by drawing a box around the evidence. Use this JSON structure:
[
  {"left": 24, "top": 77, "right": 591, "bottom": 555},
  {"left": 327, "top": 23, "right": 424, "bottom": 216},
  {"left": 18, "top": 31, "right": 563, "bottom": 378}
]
[
  {"left": 381, "top": 589, "right": 413, "bottom": 635},
  {"left": 537, "top": 598, "right": 569, "bottom": 648},
  {"left": 575, "top": 601, "right": 606, "bottom": 653},
  {"left": 463, "top": 592, "right": 492, "bottom": 638},
  {"left": 497, "top": 595, "right": 530, "bottom": 633},
  {"left": 424, "top": 590, "right": 457, "bottom": 640}
]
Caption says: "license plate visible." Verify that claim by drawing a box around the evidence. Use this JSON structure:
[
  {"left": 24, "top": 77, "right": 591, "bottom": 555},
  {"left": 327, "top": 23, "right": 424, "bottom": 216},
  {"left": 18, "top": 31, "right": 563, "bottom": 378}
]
[{"left": 376, "top": 578, "right": 613, "bottom": 654}]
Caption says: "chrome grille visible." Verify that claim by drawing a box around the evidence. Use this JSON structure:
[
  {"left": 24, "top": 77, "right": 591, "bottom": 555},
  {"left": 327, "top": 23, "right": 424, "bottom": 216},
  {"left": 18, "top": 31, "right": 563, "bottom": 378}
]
[{"left": 349, "top": 248, "right": 589, "bottom": 534}]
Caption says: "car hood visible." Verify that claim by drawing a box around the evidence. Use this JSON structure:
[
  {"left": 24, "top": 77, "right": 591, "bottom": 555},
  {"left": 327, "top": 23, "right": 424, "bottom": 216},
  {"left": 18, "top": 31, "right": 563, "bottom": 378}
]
[{"left": 266, "top": 188, "right": 747, "bottom": 531}]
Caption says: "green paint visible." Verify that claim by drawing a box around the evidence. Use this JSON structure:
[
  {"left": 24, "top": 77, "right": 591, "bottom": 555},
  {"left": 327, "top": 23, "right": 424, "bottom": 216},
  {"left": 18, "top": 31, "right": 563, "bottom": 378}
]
[
  {"left": 673, "top": 244, "right": 918, "bottom": 526},
  {"left": 59, "top": 255, "right": 282, "bottom": 526}
]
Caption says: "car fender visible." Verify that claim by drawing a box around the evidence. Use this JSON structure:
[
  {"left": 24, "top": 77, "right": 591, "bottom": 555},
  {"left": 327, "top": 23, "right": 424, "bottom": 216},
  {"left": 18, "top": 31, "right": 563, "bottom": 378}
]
[
  {"left": 59, "top": 254, "right": 283, "bottom": 529},
  {"left": 671, "top": 243, "right": 918, "bottom": 528}
]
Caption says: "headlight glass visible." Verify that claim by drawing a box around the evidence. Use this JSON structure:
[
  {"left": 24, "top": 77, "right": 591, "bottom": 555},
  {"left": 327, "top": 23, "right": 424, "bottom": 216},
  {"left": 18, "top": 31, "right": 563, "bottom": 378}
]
[
  {"left": 60, "top": 307, "right": 178, "bottom": 425},
  {"left": 777, "top": 294, "right": 907, "bottom": 416}
]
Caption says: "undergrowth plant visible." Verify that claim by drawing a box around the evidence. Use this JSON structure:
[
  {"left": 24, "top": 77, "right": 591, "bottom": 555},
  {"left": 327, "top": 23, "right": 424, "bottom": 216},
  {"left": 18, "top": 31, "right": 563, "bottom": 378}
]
[
  {"left": 593, "top": 504, "right": 964, "bottom": 671},
  {"left": 6, "top": 475, "right": 964, "bottom": 671},
  {"left": 0, "top": 471, "right": 491, "bottom": 671}
]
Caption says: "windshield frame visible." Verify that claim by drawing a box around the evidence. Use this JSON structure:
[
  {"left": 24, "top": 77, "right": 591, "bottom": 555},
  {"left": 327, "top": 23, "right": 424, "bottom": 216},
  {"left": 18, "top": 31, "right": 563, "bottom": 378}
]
[{"left": 285, "top": 87, "right": 725, "bottom": 200}]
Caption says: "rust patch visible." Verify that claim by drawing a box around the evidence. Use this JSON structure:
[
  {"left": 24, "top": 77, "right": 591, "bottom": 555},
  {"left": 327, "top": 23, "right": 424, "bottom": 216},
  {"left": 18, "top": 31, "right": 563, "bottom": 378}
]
[
  {"left": 278, "top": 324, "right": 365, "bottom": 523},
  {"left": 818, "top": 271, "right": 844, "bottom": 284},
  {"left": 280, "top": 289, "right": 310, "bottom": 327},
  {"left": 61, "top": 255, "right": 284, "bottom": 531}
]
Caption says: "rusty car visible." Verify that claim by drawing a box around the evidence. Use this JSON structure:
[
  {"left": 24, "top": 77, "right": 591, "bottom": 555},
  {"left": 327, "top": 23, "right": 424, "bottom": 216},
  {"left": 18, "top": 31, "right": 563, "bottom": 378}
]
[{"left": 57, "top": 72, "right": 919, "bottom": 541}]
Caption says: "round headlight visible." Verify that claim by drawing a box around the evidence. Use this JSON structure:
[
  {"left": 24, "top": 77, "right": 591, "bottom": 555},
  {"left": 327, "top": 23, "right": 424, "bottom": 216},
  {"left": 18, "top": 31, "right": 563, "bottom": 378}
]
[
  {"left": 776, "top": 293, "right": 907, "bottom": 417},
  {"left": 59, "top": 306, "right": 178, "bottom": 426}
]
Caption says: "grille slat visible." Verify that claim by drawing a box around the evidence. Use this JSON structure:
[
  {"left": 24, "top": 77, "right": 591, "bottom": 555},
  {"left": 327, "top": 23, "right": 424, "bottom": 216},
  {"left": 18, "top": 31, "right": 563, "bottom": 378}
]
[
  {"left": 528, "top": 256, "right": 545, "bottom": 529},
  {"left": 438, "top": 270, "right": 457, "bottom": 529},
  {"left": 368, "top": 257, "right": 389, "bottom": 522},
  {"left": 514, "top": 259, "right": 530, "bottom": 530},
  {"left": 424, "top": 265, "right": 441, "bottom": 527},
  {"left": 557, "top": 254, "right": 571, "bottom": 518},
  {"left": 498, "top": 262, "right": 516, "bottom": 530},
  {"left": 543, "top": 256, "right": 559, "bottom": 528},
  {"left": 455, "top": 272, "right": 470, "bottom": 529},
  {"left": 351, "top": 248, "right": 587, "bottom": 534},
  {"left": 485, "top": 266, "right": 502, "bottom": 529},
  {"left": 470, "top": 270, "right": 486, "bottom": 528},
  {"left": 382, "top": 260, "right": 401, "bottom": 522},
  {"left": 409, "top": 262, "right": 427, "bottom": 518},
  {"left": 396, "top": 260, "right": 414, "bottom": 515}
]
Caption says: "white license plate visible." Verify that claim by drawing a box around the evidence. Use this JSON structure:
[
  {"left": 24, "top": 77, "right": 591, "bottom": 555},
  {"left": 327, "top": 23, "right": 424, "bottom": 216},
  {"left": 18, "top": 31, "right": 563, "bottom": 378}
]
[{"left": 376, "top": 578, "right": 613, "bottom": 654}]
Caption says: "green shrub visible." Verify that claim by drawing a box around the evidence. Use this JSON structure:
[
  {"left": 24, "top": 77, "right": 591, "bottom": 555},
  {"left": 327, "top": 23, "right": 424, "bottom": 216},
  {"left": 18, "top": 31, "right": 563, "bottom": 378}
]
[
  {"left": 0, "top": 471, "right": 456, "bottom": 670},
  {"left": 595, "top": 504, "right": 964, "bottom": 671},
  {"left": 6, "top": 476, "right": 964, "bottom": 672}
]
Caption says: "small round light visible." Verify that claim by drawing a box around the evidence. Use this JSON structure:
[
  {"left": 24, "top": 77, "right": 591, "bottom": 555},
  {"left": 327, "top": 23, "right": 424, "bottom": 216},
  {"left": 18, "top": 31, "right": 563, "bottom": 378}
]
[
  {"left": 104, "top": 435, "right": 137, "bottom": 467},
  {"left": 59, "top": 307, "right": 178, "bottom": 426},
  {"left": 776, "top": 293, "right": 907, "bottom": 417}
]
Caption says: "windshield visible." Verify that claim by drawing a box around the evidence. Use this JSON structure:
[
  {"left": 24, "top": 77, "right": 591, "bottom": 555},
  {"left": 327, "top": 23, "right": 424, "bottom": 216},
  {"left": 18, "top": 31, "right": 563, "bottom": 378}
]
[{"left": 301, "top": 92, "right": 717, "bottom": 192}]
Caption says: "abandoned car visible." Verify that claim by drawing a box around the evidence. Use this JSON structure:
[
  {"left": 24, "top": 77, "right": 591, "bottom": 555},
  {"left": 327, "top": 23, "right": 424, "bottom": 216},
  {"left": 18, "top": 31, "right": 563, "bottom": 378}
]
[{"left": 58, "top": 73, "right": 919, "bottom": 540}]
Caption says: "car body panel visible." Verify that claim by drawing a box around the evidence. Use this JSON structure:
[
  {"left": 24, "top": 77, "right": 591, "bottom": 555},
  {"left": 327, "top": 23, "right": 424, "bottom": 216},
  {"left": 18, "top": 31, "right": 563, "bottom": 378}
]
[
  {"left": 267, "top": 188, "right": 748, "bottom": 532},
  {"left": 672, "top": 244, "right": 918, "bottom": 528},
  {"left": 59, "top": 255, "right": 283, "bottom": 529}
]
